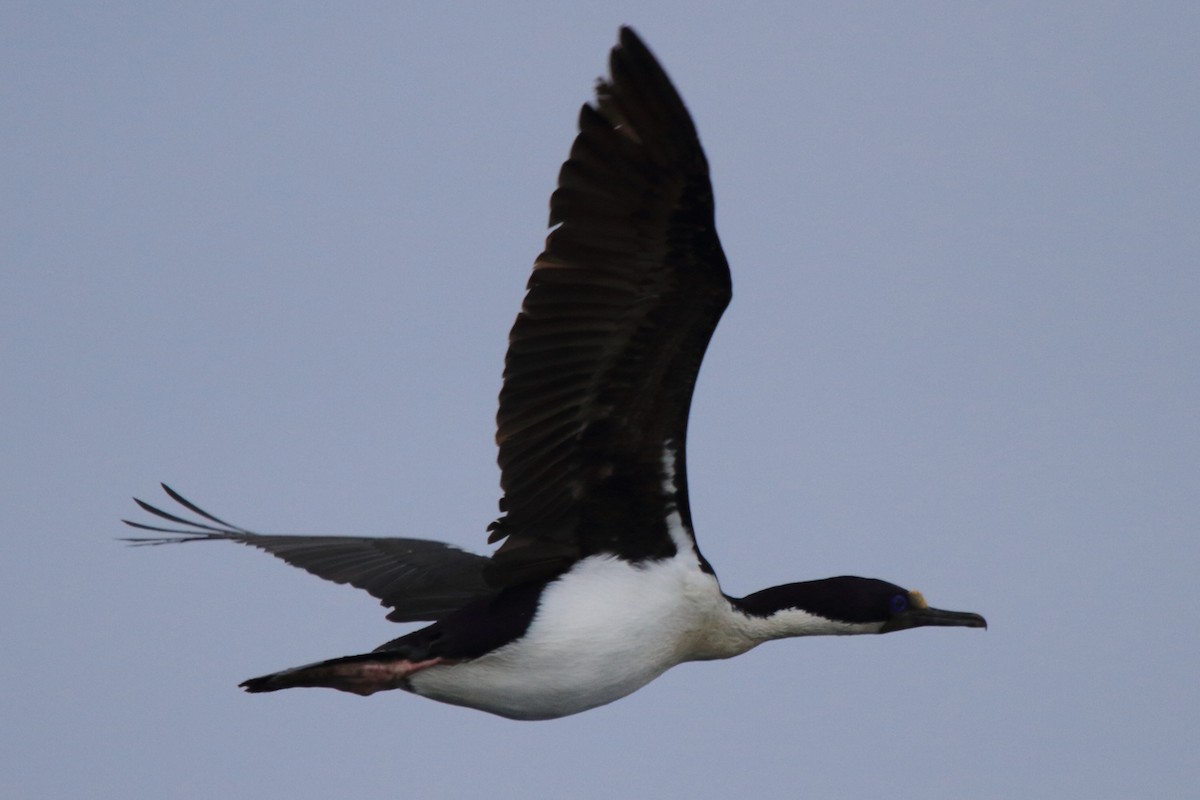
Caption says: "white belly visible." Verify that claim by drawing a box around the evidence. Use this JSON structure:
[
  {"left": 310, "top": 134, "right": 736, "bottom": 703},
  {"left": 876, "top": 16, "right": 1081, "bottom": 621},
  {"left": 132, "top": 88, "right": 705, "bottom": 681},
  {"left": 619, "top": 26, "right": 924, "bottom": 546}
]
[{"left": 406, "top": 555, "right": 746, "bottom": 720}]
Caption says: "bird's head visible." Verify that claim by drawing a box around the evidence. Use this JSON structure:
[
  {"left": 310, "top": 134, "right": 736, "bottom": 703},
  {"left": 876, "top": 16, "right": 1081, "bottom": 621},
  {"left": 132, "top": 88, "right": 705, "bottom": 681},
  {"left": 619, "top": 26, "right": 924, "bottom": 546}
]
[
  {"left": 875, "top": 583, "right": 988, "bottom": 633},
  {"left": 735, "top": 576, "right": 987, "bottom": 637}
]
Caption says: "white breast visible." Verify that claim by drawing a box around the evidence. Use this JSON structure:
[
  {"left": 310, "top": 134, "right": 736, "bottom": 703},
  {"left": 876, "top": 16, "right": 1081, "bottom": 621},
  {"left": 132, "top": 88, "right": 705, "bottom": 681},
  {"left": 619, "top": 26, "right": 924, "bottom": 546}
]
[{"left": 406, "top": 554, "right": 752, "bottom": 720}]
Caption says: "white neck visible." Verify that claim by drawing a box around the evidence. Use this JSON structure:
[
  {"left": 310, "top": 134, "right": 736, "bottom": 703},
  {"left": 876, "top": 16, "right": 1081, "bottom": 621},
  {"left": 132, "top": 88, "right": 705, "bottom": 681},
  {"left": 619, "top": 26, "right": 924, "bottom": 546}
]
[
  {"left": 734, "top": 606, "right": 885, "bottom": 642},
  {"left": 687, "top": 600, "right": 885, "bottom": 662}
]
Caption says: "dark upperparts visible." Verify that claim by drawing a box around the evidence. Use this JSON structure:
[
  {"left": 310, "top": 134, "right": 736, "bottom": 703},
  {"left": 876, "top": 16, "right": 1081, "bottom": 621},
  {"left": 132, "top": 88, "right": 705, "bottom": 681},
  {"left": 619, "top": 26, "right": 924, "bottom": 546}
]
[
  {"left": 123, "top": 485, "right": 491, "bottom": 623},
  {"left": 484, "top": 26, "right": 731, "bottom": 588},
  {"left": 122, "top": 29, "right": 730, "bottom": 614}
]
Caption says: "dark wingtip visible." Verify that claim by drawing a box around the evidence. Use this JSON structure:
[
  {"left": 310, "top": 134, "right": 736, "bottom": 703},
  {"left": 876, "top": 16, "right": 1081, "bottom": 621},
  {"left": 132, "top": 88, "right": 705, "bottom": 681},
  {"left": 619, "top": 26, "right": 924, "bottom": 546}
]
[
  {"left": 121, "top": 485, "right": 252, "bottom": 540},
  {"left": 617, "top": 25, "right": 644, "bottom": 51},
  {"left": 159, "top": 483, "right": 245, "bottom": 530}
]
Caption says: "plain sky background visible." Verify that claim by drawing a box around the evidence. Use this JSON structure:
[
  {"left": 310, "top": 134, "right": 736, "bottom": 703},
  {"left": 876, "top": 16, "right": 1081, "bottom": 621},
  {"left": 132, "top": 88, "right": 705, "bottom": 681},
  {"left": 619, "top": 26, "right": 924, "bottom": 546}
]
[{"left": 4, "top": 2, "right": 1198, "bottom": 798}]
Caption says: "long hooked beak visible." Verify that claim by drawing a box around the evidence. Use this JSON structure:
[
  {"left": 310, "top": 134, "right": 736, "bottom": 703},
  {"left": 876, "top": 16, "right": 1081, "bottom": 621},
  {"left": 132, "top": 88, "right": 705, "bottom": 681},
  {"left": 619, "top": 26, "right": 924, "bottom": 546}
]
[{"left": 880, "top": 606, "right": 988, "bottom": 633}]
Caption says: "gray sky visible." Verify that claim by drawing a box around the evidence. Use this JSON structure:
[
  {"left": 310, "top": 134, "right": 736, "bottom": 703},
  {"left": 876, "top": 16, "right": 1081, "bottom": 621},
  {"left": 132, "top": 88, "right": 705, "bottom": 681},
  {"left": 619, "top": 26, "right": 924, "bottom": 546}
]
[{"left": 4, "top": 3, "right": 1198, "bottom": 798}]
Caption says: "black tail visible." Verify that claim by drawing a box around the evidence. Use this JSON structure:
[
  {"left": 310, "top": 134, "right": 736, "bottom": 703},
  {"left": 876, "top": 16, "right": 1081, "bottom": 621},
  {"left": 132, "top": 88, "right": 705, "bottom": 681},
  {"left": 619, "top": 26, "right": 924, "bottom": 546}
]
[{"left": 240, "top": 652, "right": 439, "bottom": 697}]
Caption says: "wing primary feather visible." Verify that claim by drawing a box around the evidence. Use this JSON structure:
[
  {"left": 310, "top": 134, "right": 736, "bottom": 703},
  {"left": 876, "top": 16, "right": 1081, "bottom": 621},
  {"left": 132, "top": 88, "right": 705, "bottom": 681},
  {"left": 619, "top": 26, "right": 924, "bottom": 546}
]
[
  {"left": 122, "top": 485, "right": 491, "bottom": 622},
  {"left": 159, "top": 483, "right": 248, "bottom": 531}
]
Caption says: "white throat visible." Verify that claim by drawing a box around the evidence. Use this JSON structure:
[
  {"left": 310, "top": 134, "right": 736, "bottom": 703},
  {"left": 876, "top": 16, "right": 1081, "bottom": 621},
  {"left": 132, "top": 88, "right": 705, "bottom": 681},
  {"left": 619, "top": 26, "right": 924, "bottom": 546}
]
[{"left": 731, "top": 606, "right": 885, "bottom": 641}]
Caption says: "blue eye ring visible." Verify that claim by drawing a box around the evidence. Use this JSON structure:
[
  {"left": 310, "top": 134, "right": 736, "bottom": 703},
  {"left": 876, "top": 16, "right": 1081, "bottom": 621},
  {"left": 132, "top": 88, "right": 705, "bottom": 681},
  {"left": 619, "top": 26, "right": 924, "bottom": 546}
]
[{"left": 889, "top": 594, "right": 909, "bottom": 614}]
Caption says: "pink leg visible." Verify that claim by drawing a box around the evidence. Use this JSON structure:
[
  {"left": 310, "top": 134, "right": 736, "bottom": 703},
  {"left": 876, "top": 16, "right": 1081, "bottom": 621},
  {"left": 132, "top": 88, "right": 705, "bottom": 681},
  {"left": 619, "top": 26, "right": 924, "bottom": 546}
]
[
  {"left": 332, "top": 657, "right": 446, "bottom": 696},
  {"left": 241, "top": 656, "right": 450, "bottom": 696}
]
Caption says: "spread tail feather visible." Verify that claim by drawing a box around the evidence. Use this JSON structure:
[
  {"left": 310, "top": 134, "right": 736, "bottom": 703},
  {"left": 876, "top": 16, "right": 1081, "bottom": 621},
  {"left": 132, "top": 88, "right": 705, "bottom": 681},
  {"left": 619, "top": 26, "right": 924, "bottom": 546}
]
[{"left": 240, "top": 652, "right": 446, "bottom": 696}]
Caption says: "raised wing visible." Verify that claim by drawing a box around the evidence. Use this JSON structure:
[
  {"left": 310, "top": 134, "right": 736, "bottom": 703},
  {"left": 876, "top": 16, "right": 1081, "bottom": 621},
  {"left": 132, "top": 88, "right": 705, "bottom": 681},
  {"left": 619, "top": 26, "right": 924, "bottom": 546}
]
[
  {"left": 486, "top": 28, "right": 731, "bottom": 585},
  {"left": 124, "top": 485, "right": 490, "bottom": 622}
]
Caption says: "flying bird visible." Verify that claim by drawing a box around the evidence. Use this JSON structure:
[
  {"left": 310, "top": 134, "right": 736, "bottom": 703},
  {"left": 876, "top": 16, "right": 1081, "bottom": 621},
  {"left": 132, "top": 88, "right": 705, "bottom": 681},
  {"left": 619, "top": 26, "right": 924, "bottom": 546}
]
[{"left": 126, "top": 27, "right": 985, "bottom": 721}]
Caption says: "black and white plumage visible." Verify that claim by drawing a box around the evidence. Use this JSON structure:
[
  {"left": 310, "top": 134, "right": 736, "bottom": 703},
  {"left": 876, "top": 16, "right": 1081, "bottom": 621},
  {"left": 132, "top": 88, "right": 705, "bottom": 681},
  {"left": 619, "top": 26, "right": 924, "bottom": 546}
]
[{"left": 126, "top": 27, "right": 985, "bottom": 721}]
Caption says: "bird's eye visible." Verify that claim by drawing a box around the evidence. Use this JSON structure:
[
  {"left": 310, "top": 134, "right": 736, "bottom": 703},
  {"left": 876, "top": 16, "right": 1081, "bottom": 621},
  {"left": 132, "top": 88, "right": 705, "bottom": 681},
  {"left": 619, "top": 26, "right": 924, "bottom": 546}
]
[{"left": 889, "top": 594, "right": 908, "bottom": 614}]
